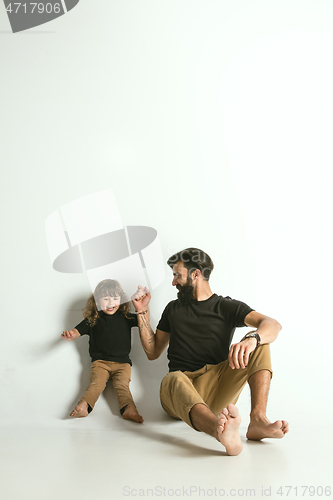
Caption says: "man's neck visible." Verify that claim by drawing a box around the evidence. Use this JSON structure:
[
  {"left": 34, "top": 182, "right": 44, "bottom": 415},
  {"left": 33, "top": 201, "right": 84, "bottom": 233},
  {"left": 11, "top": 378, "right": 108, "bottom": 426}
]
[{"left": 195, "top": 281, "right": 214, "bottom": 301}]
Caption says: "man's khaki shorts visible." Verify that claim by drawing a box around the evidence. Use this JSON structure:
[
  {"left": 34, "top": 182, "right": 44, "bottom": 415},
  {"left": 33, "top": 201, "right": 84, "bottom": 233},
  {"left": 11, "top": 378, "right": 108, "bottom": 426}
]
[{"left": 160, "top": 343, "right": 272, "bottom": 428}]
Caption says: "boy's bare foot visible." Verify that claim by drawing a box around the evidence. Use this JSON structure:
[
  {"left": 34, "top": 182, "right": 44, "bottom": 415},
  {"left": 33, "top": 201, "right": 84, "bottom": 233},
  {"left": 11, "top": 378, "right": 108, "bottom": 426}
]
[
  {"left": 70, "top": 400, "right": 89, "bottom": 418},
  {"left": 216, "top": 404, "right": 243, "bottom": 456},
  {"left": 122, "top": 403, "right": 144, "bottom": 424},
  {"left": 246, "top": 414, "right": 289, "bottom": 440}
]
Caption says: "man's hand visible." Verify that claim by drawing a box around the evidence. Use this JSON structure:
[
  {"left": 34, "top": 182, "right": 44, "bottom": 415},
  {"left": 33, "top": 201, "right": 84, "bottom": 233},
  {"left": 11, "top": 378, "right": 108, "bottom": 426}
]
[
  {"left": 61, "top": 329, "right": 79, "bottom": 341},
  {"left": 131, "top": 285, "right": 151, "bottom": 312},
  {"left": 228, "top": 337, "right": 257, "bottom": 369}
]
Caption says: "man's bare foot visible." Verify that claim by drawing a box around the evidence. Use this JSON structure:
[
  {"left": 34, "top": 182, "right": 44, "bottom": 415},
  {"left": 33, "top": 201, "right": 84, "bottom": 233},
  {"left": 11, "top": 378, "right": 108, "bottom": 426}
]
[
  {"left": 122, "top": 403, "right": 144, "bottom": 424},
  {"left": 70, "top": 400, "right": 89, "bottom": 418},
  {"left": 246, "top": 414, "right": 289, "bottom": 440},
  {"left": 216, "top": 404, "right": 243, "bottom": 456}
]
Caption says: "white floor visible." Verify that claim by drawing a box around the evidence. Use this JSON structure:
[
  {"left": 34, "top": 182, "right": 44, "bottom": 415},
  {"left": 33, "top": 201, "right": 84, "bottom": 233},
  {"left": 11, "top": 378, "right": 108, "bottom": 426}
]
[{"left": 1, "top": 397, "right": 332, "bottom": 500}]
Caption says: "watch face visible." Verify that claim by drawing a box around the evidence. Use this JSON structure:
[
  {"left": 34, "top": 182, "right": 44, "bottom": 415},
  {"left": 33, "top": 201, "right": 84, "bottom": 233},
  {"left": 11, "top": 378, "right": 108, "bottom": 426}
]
[{"left": 246, "top": 333, "right": 260, "bottom": 345}]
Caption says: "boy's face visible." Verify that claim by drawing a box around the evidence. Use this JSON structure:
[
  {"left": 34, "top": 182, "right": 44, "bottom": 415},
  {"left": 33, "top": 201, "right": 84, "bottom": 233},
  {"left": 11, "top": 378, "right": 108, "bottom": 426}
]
[{"left": 99, "top": 294, "right": 121, "bottom": 315}]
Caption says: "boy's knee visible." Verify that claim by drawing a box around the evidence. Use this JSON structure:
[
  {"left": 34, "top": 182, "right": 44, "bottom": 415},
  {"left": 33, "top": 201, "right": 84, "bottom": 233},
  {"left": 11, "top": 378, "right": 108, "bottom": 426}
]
[{"left": 113, "top": 380, "right": 130, "bottom": 390}]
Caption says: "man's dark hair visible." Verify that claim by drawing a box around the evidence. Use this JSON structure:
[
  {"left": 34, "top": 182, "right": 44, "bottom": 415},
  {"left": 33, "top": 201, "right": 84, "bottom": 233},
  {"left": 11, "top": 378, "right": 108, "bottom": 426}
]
[{"left": 167, "top": 248, "right": 214, "bottom": 281}]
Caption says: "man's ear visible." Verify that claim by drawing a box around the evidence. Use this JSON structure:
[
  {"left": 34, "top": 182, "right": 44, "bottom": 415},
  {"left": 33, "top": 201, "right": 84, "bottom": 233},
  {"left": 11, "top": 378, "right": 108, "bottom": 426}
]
[{"left": 193, "top": 269, "right": 201, "bottom": 280}]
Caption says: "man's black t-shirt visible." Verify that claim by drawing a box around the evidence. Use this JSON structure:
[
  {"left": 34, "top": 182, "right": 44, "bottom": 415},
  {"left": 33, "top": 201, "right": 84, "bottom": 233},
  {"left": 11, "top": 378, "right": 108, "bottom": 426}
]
[
  {"left": 157, "top": 294, "right": 254, "bottom": 372},
  {"left": 75, "top": 310, "right": 138, "bottom": 365}
]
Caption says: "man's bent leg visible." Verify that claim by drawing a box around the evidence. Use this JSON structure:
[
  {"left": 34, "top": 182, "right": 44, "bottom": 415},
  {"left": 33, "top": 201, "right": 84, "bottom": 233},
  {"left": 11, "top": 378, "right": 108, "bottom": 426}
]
[
  {"left": 189, "top": 343, "right": 284, "bottom": 443},
  {"left": 246, "top": 369, "right": 289, "bottom": 440},
  {"left": 160, "top": 371, "right": 207, "bottom": 428},
  {"left": 198, "top": 343, "right": 288, "bottom": 439},
  {"left": 160, "top": 370, "right": 243, "bottom": 455},
  {"left": 193, "top": 344, "right": 273, "bottom": 416}
]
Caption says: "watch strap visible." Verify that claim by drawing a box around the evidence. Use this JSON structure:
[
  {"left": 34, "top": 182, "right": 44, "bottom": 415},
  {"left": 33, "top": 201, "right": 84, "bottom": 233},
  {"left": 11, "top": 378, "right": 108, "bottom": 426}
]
[{"left": 244, "top": 332, "right": 261, "bottom": 347}]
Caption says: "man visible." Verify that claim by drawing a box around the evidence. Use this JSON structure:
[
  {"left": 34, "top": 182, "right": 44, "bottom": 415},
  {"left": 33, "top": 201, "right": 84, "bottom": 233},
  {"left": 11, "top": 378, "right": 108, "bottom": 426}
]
[{"left": 132, "top": 248, "right": 288, "bottom": 456}]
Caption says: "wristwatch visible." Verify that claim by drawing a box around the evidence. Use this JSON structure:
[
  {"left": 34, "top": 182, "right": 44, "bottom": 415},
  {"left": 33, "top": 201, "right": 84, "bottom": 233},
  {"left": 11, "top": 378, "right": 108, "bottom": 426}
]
[{"left": 244, "top": 332, "right": 261, "bottom": 347}]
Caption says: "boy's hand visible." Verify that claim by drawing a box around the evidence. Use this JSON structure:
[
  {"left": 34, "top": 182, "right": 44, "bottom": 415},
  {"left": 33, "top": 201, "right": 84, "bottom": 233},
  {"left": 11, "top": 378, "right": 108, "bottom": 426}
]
[
  {"left": 62, "top": 329, "right": 79, "bottom": 341},
  {"left": 131, "top": 285, "right": 151, "bottom": 312}
]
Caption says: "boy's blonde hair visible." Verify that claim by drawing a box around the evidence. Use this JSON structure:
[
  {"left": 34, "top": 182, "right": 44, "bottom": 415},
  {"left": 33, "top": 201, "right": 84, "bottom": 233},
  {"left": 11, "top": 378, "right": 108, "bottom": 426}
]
[{"left": 83, "top": 279, "right": 132, "bottom": 326}]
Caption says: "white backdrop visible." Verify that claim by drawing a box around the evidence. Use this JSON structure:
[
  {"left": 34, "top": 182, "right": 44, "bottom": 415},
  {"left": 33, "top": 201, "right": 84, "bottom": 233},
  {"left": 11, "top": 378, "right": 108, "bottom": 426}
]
[{"left": 1, "top": 0, "right": 332, "bottom": 441}]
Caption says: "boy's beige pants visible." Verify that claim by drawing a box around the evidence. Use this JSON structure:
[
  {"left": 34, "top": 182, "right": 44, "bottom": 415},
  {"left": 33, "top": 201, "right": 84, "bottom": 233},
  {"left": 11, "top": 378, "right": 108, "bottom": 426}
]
[
  {"left": 81, "top": 360, "right": 135, "bottom": 413},
  {"left": 160, "top": 343, "right": 272, "bottom": 428}
]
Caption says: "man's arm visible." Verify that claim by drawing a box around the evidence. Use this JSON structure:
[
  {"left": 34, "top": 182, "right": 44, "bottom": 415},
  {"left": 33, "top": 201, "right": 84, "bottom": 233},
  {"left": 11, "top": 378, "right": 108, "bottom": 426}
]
[
  {"left": 228, "top": 311, "right": 282, "bottom": 370},
  {"left": 244, "top": 311, "right": 282, "bottom": 344},
  {"left": 137, "top": 313, "right": 170, "bottom": 360},
  {"left": 132, "top": 285, "right": 170, "bottom": 360}
]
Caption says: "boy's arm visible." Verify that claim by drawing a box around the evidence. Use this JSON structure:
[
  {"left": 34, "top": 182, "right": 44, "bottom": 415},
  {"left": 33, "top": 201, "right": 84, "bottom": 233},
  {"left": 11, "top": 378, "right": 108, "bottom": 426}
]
[
  {"left": 132, "top": 286, "right": 170, "bottom": 360},
  {"left": 61, "top": 328, "right": 81, "bottom": 341}
]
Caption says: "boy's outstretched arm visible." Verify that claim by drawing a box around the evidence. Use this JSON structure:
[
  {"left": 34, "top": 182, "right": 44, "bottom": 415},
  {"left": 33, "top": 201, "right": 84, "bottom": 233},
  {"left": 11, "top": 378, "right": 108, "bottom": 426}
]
[
  {"left": 132, "top": 286, "right": 170, "bottom": 361},
  {"left": 61, "top": 329, "right": 80, "bottom": 341}
]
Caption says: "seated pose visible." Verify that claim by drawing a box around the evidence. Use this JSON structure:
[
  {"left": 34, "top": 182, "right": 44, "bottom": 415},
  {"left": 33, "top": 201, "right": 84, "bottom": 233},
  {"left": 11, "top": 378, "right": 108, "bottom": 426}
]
[
  {"left": 62, "top": 279, "right": 143, "bottom": 423},
  {"left": 132, "top": 248, "right": 289, "bottom": 455}
]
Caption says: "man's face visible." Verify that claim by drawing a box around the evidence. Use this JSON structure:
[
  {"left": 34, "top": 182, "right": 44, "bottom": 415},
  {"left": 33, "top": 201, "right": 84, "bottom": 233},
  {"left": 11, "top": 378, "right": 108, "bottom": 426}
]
[{"left": 172, "top": 261, "right": 197, "bottom": 304}]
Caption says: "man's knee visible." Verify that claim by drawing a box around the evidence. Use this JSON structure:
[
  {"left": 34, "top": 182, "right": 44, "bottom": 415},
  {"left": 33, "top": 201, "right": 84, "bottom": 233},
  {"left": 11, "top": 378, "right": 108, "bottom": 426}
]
[
  {"left": 247, "top": 344, "right": 273, "bottom": 378},
  {"left": 249, "top": 343, "right": 271, "bottom": 362},
  {"left": 161, "top": 371, "right": 189, "bottom": 394},
  {"left": 248, "top": 368, "right": 272, "bottom": 382},
  {"left": 160, "top": 371, "right": 189, "bottom": 406}
]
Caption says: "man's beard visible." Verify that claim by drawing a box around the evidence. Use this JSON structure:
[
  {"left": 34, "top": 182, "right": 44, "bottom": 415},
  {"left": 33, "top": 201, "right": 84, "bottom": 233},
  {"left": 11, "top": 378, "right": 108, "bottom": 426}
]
[{"left": 177, "top": 277, "right": 197, "bottom": 305}]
